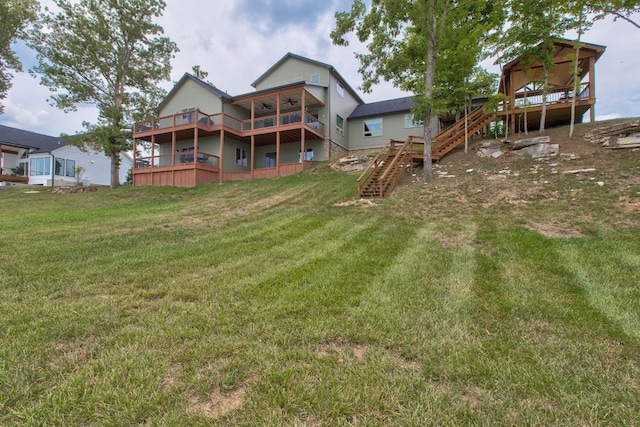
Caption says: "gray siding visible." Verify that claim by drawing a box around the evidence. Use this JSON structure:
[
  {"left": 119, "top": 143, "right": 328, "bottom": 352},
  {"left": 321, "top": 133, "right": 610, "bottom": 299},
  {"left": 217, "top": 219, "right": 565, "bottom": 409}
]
[
  {"left": 347, "top": 113, "right": 438, "bottom": 151},
  {"left": 159, "top": 79, "right": 223, "bottom": 117},
  {"left": 256, "top": 57, "right": 328, "bottom": 90}
]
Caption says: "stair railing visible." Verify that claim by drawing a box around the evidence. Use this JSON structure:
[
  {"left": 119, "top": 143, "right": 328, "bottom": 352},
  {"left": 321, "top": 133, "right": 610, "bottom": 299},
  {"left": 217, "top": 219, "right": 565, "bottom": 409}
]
[
  {"left": 357, "top": 139, "right": 404, "bottom": 197},
  {"left": 376, "top": 137, "right": 413, "bottom": 197}
]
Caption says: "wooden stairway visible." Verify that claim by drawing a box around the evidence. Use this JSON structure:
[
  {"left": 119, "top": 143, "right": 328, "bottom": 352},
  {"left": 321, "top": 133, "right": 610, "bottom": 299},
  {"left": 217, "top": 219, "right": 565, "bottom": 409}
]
[
  {"left": 357, "top": 107, "right": 493, "bottom": 198},
  {"left": 431, "top": 106, "right": 493, "bottom": 160},
  {"left": 357, "top": 138, "right": 414, "bottom": 198}
]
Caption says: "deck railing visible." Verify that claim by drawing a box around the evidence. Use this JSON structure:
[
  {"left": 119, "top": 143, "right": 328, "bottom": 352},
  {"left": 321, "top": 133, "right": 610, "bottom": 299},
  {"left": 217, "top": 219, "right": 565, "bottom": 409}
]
[
  {"left": 134, "top": 150, "right": 219, "bottom": 170},
  {"left": 134, "top": 109, "right": 324, "bottom": 136},
  {"left": 513, "top": 82, "right": 590, "bottom": 108}
]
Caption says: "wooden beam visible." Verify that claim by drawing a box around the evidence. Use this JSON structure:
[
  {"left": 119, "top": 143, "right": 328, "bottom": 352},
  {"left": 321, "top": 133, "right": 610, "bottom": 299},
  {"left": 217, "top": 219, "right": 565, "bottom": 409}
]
[
  {"left": 589, "top": 55, "right": 596, "bottom": 122},
  {"left": 250, "top": 134, "right": 255, "bottom": 179},
  {"left": 276, "top": 131, "right": 280, "bottom": 177},
  {"left": 219, "top": 130, "right": 225, "bottom": 184}
]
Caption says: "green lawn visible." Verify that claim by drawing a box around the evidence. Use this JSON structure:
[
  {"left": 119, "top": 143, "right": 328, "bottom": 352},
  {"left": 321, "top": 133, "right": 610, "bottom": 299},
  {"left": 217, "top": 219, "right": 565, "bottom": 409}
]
[{"left": 1, "top": 159, "right": 639, "bottom": 426}]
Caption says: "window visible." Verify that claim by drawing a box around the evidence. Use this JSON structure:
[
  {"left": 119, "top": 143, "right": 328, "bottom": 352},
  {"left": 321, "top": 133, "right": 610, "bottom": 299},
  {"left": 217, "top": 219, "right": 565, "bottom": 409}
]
[
  {"left": 336, "top": 114, "right": 344, "bottom": 135},
  {"left": 278, "top": 81, "right": 287, "bottom": 86},
  {"left": 310, "top": 73, "right": 320, "bottom": 83},
  {"left": 336, "top": 81, "right": 344, "bottom": 96},
  {"left": 265, "top": 152, "right": 276, "bottom": 168},
  {"left": 55, "top": 158, "right": 64, "bottom": 176},
  {"left": 235, "top": 148, "right": 247, "bottom": 167},
  {"left": 299, "top": 148, "right": 313, "bottom": 162},
  {"left": 19, "top": 161, "right": 28, "bottom": 176},
  {"left": 363, "top": 118, "right": 383, "bottom": 137},
  {"left": 30, "top": 157, "right": 50, "bottom": 176},
  {"left": 54, "top": 158, "right": 76, "bottom": 177},
  {"left": 65, "top": 159, "right": 76, "bottom": 177},
  {"left": 293, "top": 77, "right": 303, "bottom": 83},
  {"left": 404, "top": 114, "right": 423, "bottom": 129}
]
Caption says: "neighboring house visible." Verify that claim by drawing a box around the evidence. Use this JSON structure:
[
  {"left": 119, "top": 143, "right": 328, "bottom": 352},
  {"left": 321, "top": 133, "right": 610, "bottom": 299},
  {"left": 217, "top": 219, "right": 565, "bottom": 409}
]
[
  {"left": 0, "top": 125, "right": 132, "bottom": 186},
  {"left": 132, "top": 41, "right": 604, "bottom": 187}
]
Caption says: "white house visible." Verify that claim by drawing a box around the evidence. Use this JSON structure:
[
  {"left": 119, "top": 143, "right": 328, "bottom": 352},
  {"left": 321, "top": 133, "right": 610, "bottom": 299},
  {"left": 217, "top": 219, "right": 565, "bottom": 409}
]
[{"left": 0, "top": 125, "right": 132, "bottom": 186}]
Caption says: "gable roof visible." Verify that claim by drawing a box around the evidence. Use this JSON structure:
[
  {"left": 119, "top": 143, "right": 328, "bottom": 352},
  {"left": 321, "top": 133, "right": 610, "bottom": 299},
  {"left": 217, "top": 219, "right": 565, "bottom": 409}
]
[
  {"left": 348, "top": 96, "right": 416, "bottom": 119},
  {"left": 251, "top": 52, "right": 365, "bottom": 104},
  {"left": 0, "top": 124, "right": 66, "bottom": 153},
  {"left": 156, "top": 73, "right": 233, "bottom": 113}
]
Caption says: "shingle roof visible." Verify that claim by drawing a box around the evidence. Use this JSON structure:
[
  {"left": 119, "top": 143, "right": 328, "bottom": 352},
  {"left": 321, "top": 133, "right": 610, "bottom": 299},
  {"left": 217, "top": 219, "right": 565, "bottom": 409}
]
[
  {"left": 348, "top": 96, "right": 416, "bottom": 119},
  {"left": 0, "top": 124, "right": 66, "bottom": 153}
]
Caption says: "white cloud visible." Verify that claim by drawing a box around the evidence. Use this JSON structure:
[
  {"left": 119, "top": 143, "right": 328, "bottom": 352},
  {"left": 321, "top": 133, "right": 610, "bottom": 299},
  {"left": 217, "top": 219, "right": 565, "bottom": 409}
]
[{"left": 595, "top": 113, "right": 622, "bottom": 122}]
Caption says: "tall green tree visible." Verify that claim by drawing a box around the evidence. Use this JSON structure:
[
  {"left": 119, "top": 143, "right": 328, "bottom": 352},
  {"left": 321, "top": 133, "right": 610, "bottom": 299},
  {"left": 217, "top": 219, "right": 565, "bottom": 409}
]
[
  {"left": 332, "top": 0, "right": 502, "bottom": 182},
  {"left": 0, "top": 0, "right": 39, "bottom": 114},
  {"left": 499, "top": 0, "right": 573, "bottom": 134},
  {"left": 30, "top": 0, "right": 178, "bottom": 188}
]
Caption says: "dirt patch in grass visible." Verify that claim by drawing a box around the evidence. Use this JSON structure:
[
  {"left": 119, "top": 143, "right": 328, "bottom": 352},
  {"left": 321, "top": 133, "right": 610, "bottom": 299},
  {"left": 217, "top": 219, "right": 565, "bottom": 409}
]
[
  {"left": 186, "top": 386, "right": 246, "bottom": 420},
  {"left": 333, "top": 199, "right": 377, "bottom": 208},
  {"left": 315, "top": 341, "right": 421, "bottom": 371},
  {"left": 526, "top": 222, "right": 584, "bottom": 238}
]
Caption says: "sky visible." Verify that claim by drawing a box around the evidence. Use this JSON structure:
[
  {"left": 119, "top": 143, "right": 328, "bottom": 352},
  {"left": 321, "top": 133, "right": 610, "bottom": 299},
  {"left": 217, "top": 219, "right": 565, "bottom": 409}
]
[{"left": 1, "top": 0, "right": 639, "bottom": 137}]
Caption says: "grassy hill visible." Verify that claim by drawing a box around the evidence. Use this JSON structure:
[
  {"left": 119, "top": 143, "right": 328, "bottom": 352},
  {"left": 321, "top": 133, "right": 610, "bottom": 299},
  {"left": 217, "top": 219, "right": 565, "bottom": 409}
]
[{"left": 1, "top": 121, "right": 639, "bottom": 425}]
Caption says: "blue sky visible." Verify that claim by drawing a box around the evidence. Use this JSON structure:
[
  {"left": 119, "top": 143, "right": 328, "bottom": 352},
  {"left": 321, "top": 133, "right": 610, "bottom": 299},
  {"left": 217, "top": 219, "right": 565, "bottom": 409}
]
[{"left": 1, "top": 0, "right": 639, "bottom": 137}]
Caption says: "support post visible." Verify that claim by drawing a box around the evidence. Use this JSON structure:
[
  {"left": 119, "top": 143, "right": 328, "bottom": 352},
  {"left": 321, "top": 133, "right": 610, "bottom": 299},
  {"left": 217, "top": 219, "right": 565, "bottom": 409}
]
[{"left": 219, "top": 130, "right": 225, "bottom": 184}]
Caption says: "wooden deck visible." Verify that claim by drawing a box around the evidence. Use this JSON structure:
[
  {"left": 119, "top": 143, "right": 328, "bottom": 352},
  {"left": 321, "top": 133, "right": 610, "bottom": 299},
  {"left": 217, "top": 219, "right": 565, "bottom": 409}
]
[{"left": 0, "top": 175, "right": 29, "bottom": 183}]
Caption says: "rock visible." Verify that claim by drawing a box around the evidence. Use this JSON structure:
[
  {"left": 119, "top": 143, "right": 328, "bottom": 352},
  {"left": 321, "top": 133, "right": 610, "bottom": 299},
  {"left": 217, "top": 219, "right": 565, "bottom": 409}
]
[
  {"left": 490, "top": 150, "right": 505, "bottom": 158},
  {"left": 597, "top": 182, "right": 605, "bottom": 186},
  {"left": 563, "top": 168, "right": 597, "bottom": 175},
  {"left": 466, "top": 169, "right": 474, "bottom": 173},
  {"left": 510, "top": 136, "right": 551, "bottom": 150},
  {"left": 516, "top": 143, "right": 559, "bottom": 158}
]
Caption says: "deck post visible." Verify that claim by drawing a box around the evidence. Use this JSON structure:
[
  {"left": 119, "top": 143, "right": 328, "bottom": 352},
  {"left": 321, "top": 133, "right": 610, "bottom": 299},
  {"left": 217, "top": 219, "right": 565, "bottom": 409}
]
[
  {"left": 589, "top": 55, "right": 596, "bottom": 122},
  {"left": 301, "top": 128, "right": 305, "bottom": 164},
  {"left": 250, "top": 135, "right": 255, "bottom": 179},
  {"left": 276, "top": 131, "right": 281, "bottom": 177},
  {"left": 194, "top": 127, "right": 199, "bottom": 185},
  {"left": 219, "top": 130, "right": 225, "bottom": 184}
]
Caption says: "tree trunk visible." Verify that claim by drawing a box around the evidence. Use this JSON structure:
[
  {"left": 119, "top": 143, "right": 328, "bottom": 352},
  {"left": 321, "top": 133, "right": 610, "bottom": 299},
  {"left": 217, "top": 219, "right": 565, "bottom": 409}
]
[
  {"left": 422, "top": 9, "right": 438, "bottom": 183},
  {"left": 110, "top": 152, "right": 120, "bottom": 189},
  {"left": 569, "top": 13, "right": 583, "bottom": 138},
  {"left": 523, "top": 70, "right": 529, "bottom": 135},
  {"left": 539, "top": 68, "right": 548, "bottom": 134}
]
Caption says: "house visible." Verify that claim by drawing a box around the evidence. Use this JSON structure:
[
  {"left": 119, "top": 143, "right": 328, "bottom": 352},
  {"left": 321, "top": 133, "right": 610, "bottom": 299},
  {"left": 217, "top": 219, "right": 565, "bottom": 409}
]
[
  {"left": 0, "top": 125, "right": 132, "bottom": 186},
  {"left": 132, "top": 40, "right": 604, "bottom": 187}
]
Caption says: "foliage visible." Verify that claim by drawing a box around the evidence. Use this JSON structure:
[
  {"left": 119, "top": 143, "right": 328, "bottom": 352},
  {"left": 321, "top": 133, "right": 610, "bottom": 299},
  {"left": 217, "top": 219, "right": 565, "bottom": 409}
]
[
  {"left": 73, "top": 165, "right": 85, "bottom": 185},
  {"left": 191, "top": 65, "right": 208, "bottom": 80},
  {"left": 10, "top": 162, "right": 25, "bottom": 176},
  {"left": 0, "top": 0, "right": 39, "bottom": 114},
  {"left": 332, "top": 0, "right": 503, "bottom": 182},
  {"left": 29, "top": 0, "right": 178, "bottom": 188}
]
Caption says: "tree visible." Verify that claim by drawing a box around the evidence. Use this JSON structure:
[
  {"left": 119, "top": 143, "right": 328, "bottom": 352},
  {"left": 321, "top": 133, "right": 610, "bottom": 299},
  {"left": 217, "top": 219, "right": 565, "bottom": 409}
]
[
  {"left": 588, "top": 0, "right": 640, "bottom": 29},
  {"left": 498, "top": 0, "right": 573, "bottom": 134},
  {"left": 0, "top": 0, "right": 39, "bottom": 114},
  {"left": 29, "top": 0, "right": 178, "bottom": 188},
  {"left": 332, "top": 0, "right": 502, "bottom": 182},
  {"left": 191, "top": 65, "right": 208, "bottom": 80}
]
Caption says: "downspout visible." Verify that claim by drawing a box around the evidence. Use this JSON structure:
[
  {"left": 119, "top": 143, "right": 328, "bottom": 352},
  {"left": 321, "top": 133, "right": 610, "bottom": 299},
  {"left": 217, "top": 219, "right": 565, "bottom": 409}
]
[{"left": 51, "top": 153, "right": 55, "bottom": 187}]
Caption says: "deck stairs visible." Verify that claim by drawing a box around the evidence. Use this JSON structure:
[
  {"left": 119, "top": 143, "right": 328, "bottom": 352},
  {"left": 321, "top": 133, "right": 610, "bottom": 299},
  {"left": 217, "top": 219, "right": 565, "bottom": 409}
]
[
  {"left": 430, "top": 106, "right": 494, "bottom": 160},
  {"left": 357, "top": 107, "right": 493, "bottom": 198}
]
